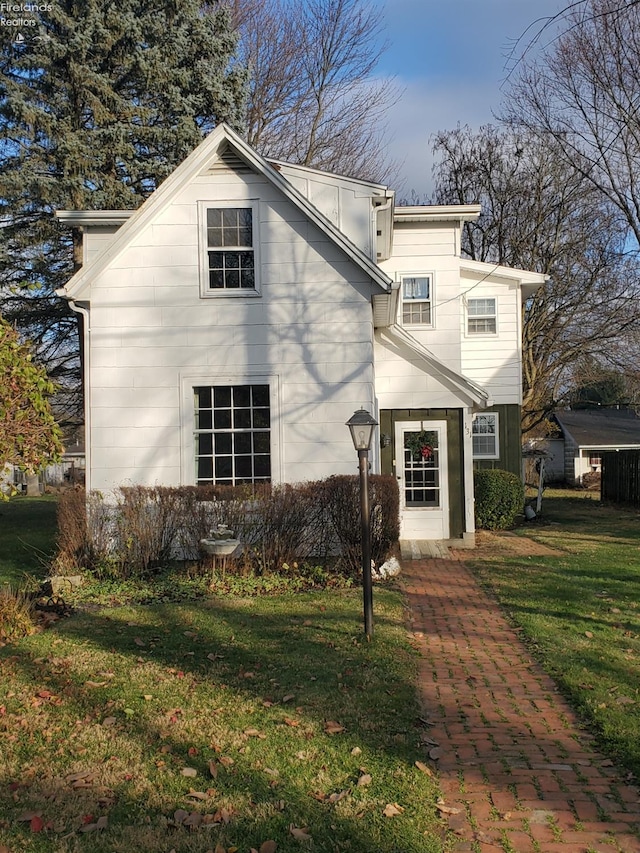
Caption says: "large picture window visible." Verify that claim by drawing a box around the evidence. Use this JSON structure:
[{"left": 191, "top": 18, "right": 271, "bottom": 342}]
[
  {"left": 206, "top": 207, "right": 255, "bottom": 291},
  {"left": 401, "top": 275, "right": 432, "bottom": 325},
  {"left": 194, "top": 384, "right": 270, "bottom": 485},
  {"left": 472, "top": 412, "right": 499, "bottom": 459}
]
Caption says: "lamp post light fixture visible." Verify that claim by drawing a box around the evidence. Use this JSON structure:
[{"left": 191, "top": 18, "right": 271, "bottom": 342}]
[{"left": 346, "top": 407, "right": 378, "bottom": 640}]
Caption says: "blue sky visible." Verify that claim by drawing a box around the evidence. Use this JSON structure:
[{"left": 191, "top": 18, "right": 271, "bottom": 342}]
[{"left": 371, "top": 0, "right": 563, "bottom": 197}]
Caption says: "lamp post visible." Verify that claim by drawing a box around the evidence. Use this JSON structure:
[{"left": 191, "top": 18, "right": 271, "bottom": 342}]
[{"left": 346, "top": 407, "right": 378, "bottom": 641}]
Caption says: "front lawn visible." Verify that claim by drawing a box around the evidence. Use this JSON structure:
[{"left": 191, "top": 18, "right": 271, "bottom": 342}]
[
  {"left": 469, "top": 490, "right": 640, "bottom": 779},
  {"left": 0, "top": 589, "right": 446, "bottom": 852}
]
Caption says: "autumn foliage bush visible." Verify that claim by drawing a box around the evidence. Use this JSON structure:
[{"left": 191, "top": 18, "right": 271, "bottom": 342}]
[{"left": 55, "top": 476, "right": 400, "bottom": 581}]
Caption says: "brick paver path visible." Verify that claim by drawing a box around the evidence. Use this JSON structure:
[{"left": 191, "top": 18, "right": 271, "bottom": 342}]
[{"left": 403, "top": 557, "right": 640, "bottom": 852}]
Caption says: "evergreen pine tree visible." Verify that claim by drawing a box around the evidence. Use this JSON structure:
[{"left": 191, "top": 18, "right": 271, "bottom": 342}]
[{"left": 0, "top": 1, "right": 247, "bottom": 419}]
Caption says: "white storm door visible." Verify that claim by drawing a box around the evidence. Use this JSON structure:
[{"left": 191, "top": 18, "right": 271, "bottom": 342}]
[{"left": 394, "top": 420, "right": 449, "bottom": 540}]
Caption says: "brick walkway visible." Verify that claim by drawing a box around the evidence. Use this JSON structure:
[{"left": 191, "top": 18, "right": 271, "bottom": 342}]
[{"left": 403, "top": 558, "right": 640, "bottom": 853}]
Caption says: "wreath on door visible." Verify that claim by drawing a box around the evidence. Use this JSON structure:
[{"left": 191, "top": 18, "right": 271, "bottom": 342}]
[{"left": 404, "top": 430, "right": 438, "bottom": 461}]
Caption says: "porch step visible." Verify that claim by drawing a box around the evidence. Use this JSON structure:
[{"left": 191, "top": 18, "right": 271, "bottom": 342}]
[{"left": 399, "top": 540, "right": 451, "bottom": 560}]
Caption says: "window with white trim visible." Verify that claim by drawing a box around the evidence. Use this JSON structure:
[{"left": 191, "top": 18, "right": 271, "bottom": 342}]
[
  {"left": 402, "top": 275, "right": 432, "bottom": 325},
  {"left": 194, "top": 384, "right": 270, "bottom": 484},
  {"left": 472, "top": 412, "right": 499, "bottom": 459},
  {"left": 467, "top": 297, "right": 497, "bottom": 334},
  {"left": 204, "top": 206, "right": 256, "bottom": 292}
]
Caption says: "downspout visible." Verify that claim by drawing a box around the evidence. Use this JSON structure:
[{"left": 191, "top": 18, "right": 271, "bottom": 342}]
[
  {"left": 372, "top": 195, "right": 394, "bottom": 262},
  {"left": 67, "top": 299, "right": 91, "bottom": 493}
]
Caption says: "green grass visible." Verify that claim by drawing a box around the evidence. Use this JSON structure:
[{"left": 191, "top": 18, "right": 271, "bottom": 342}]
[
  {"left": 0, "top": 590, "right": 446, "bottom": 852},
  {"left": 0, "top": 496, "right": 58, "bottom": 587},
  {"left": 470, "top": 490, "right": 640, "bottom": 779},
  {"left": 0, "top": 499, "right": 446, "bottom": 851}
]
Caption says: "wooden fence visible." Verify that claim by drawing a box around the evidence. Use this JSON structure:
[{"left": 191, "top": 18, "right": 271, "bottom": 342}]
[{"left": 601, "top": 450, "right": 640, "bottom": 507}]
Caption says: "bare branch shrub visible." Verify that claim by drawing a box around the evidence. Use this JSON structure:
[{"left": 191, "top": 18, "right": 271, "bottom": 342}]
[
  {"left": 318, "top": 474, "right": 399, "bottom": 575},
  {"left": 53, "top": 477, "right": 399, "bottom": 580}
]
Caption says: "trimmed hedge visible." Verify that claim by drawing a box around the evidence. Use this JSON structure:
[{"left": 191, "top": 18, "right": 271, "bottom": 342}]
[
  {"left": 55, "top": 477, "right": 400, "bottom": 580},
  {"left": 474, "top": 468, "right": 524, "bottom": 530}
]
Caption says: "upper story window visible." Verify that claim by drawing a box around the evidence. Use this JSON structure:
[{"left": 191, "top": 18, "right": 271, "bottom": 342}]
[
  {"left": 200, "top": 202, "right": 259, "bottom": 296},
  {"left": 472, "top": 412, "right": 499, "bottom": 459},
  {"left": 402, "top": 275, "right": 432, "bottom": 325},
  {"left": 207, "top": 207, "right": 254, "bottom": 290},
  {"left": 467, "top": 297, "right": 497, "bottom": 334}
]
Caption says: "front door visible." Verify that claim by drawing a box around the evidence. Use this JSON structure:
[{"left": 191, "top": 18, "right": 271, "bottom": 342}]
[{"left": 394, "top": 420, "right": 449, "bottom": 540}]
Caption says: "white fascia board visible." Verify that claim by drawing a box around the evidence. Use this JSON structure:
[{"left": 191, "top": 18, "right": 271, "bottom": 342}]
[
  {"left": 394, "top": 204, "right": 482, "bottom": 223},
  {"left": 383, "top": 324, "right": 490, "bottom": 405},
  {"left": 58, "top": 123, "right": 393, "bottom": 301},
  {"left": 461, "top": 258, "right": 548, "bottom": 294},
  {"left": 55, "top": 210, "right": 135, "bottom": 227},
  {"left": 577, "top": 443, "right": 640, "bottom": 451}
]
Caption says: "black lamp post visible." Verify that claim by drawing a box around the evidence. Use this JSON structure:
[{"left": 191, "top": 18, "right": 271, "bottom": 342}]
[{"left": 346, "top": 407, "right": 378, "bottom": 640}]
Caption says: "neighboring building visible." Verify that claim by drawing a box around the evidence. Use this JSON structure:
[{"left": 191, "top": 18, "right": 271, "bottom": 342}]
[
  {"left": 55, "top": 124, "right": 545, "bottom": 544},
  {"left": 553, "top": 409, "right": 640, "bottom": 485}
]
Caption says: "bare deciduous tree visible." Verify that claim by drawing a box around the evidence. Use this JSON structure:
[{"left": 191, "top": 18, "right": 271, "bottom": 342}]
[
  {"left": 229, "top": 0, "right": 398, "bottom": 182},
  {"left": 431, "top": 125, "right": 640, "bottom": 432},
  {"left": 503, "top": 0, "right": 640, "bottom": 250}
]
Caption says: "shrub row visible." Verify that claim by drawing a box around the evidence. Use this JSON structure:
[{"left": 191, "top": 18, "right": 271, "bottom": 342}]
[{"left": 55, "top": 476, "right": 399, "bottom": 580}]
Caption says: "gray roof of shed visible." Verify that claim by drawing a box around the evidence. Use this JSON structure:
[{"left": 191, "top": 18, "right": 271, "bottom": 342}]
[{"left": 554, "top": 409, "right": 640, "bottom": 448}]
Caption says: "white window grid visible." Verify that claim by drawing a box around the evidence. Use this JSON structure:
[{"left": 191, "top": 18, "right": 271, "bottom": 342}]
[
  {"left": 401, "top": 275, "right": 433, "bottom": 326},
  {"left": 467, "top": 297, "right": 497, "bottom": 334},
  {"left": 472, "top": 413, "right": 499, "bottom": 459},
  {"left": 194, "top": 384, "right": 271, "bottom": 485}
]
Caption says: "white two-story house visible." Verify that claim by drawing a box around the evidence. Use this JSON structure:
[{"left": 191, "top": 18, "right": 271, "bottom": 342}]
[{"left": 56, "top": 124, "right": 544, "bottom": 546}]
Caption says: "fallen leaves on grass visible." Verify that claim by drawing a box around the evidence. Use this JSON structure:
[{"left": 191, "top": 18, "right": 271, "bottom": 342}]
[
  {"left": 415, "top": 760, "right": 433, "bottom": 777},
  {"left": 290, "top": 825, "right": 312, "bottom": 841},
  {"left": 323, "top": 720, "right": 345, "bottom": 735},
  {"left": 356, "top": 773, "right": 372, "bottom": 787},
  {"left": 65, "top": 771, "right": 96, "bottom": 789},
  {"left": 382, "top": 803, "right": 404, "bottom": 817},
  {"left": 181, "top": 767, "right": 198, "bottom": 777},
  {"left": 79, "top": 815, "right": 108, "bottom": 832}
]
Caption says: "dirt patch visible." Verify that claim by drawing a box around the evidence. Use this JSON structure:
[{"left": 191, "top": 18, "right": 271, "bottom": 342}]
[{"left": 451, "top": 530, "right": 563, "bottom": 559}]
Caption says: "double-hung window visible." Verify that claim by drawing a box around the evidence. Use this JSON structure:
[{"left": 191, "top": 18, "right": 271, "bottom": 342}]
[
  {"left": 402, "top": 275, "right": 432, "bottom": 325},
  {"left": 194, "top": 384, "right": 271, "bottom": 485},
  {"left": 472, "top": 412, "right": 499, "bottom": 459},
  {"left": 467, "top": 297, "right": 497, "bottom": 334},
  {"left": 203, "top": 206, "right": 256, "bottom": 293}
]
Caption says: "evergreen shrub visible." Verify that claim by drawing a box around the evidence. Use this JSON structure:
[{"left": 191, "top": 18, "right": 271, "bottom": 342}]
[{"left": 474, "top": 468, "right": 524, "bottom": 530}]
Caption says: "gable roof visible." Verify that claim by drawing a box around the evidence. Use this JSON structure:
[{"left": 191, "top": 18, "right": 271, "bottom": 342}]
[
  {"left": 554, "top": 409, "right": 640, "bottom": 448},
  {"left": 56, "top": 123, "right": 394, "bottom": 301}
]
